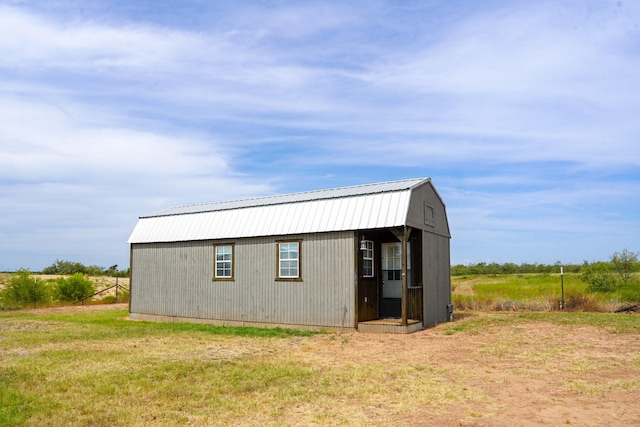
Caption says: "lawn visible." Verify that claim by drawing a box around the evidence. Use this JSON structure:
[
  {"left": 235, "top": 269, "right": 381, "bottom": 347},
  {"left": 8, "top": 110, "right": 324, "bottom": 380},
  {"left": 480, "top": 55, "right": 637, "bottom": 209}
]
[{"left": 1, "top": 304, "right": 639, "bottom": 426}]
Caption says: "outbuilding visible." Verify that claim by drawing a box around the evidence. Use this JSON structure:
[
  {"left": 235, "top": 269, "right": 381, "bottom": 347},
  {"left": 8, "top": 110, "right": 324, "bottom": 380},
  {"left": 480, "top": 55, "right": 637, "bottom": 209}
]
[{"left": 127, "top": 177, "right": 452, "bottom": 333}]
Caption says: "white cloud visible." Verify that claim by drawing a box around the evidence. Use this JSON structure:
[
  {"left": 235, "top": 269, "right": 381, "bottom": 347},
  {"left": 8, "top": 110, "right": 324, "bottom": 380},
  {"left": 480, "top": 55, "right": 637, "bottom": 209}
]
[
  {"left": 0, "top": 5, "right": 214, "bottom": 75},
  {"left": 0, "top": 1, "right": 638, "bottom": 269},
  {"left": 347, "top": 2, "right": 640, "bottom": 167},
  {"left": 0, "top": 96, "right": 222, "bottom": 183}
]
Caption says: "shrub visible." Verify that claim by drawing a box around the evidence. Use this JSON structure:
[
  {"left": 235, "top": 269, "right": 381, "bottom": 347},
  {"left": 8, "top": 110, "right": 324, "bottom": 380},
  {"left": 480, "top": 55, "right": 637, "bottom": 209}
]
[
  {"left": 117, "top": 288, "right": 129, "bottom": 302},
  {"left": 564, "top": 293, "right": 607, "bottom": 312},
  {"left": 610, "top": 249, "right": 640, "bottom": 285},
  {"left": 493, "top": 299, "right": 518, "bottom": 311},
  {"left": 0, "top": 269, "right": 51, "bottom": 307},
  {"left": 581, "top": 262, "right": 616, "bottom": 293},
  {"left": 100, "top": 289, "right": 129, "bottom": 304},
  {"left": 616, "top": 285, "right": 640, "bottom": 303},
  {"left": 54, "top": 273, "right": 95, "bottom": 302}
]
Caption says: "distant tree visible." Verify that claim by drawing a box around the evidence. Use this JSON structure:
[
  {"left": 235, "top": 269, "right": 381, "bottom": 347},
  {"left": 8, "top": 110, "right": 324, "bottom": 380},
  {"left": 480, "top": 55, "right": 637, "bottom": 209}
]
[
  {"left": 54, "top": 273, "right": 95, "bottom": 301},
  {"left": 0, "top": 269, "right": 51, "bottom": 307},
  {"left": 104, "top": 264, "right": 119, "bottom": 276},
  {"left": 581, "top": 261, "right": 616, "bottom": 293},
  {"left": 450, "top": 261, "right": 583, "bottom": 276},
  {"left": 485, "top": 263, "right": 501, "bottom": 274},
  {"left": 610, "top": 249, "right": 639, "bottom": 284},
  {"left": 502, "top": 263, "right": 519, "bottom": 274},
  {"left": 111, "top": 267, "right": 130, "bottom": 278},
  {"left": 84, "top": 265, "right": 105, "bottom": 276},
  {"left": 42, "top": 259, "right": 87, "bottom": 275}
]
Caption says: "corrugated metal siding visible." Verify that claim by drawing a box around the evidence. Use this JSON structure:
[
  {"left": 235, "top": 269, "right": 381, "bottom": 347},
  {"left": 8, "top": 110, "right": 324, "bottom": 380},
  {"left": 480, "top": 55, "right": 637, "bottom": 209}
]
[
  {"left": 406, "top": 181, "right": 451, "bottom": 237},
  {"left": 129, "top": 192, "right": 413, "bottom": 244},
  {"left": 422, "top": 231, "right": 451, "bottom": 326},
  {"left": 130, "top": 231, "right": 356, "bottom": 328}
]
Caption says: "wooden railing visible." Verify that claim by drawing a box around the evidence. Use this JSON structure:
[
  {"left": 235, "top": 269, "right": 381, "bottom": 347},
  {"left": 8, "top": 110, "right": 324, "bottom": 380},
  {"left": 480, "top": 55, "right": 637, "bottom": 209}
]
[
  {"left": 74, "top": 282, "right": 130, "bottom": 305},
  {"left": 408, "top": 286, "right": 423, "bottom": 321}
]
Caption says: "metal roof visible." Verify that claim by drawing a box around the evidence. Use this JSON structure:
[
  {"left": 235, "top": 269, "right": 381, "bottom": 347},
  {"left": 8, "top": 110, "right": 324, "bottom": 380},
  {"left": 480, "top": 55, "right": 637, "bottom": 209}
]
[{"left": 128, "top": 177, "right": 430, "bottom": 244}]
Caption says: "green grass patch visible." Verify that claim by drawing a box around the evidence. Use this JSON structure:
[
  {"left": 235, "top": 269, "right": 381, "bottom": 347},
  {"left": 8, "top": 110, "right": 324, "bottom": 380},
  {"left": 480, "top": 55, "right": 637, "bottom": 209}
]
[
  {"left": 0, "top": 308, "right": 323, "bottom": 426},
  {"left": 0, "top": 308, "right": 479, "bottom": 426},
  {"left": 0, "top": 367, "right": 43, "bottom": 427},
  {"left": 452, "top": 273, "right": 639, "bottom": 312},
  {"left": 0, "top": 309, "right": 319, "bottom": 340},
  {"left": 471, "top": 273, "right": 586, "bottom": 300}
]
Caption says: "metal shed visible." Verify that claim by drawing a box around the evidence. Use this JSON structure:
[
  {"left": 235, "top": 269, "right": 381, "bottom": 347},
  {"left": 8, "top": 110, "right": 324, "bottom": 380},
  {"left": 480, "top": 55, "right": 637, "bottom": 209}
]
[{"left": 128, "top": 177, "right": 452, "bottom": 333}]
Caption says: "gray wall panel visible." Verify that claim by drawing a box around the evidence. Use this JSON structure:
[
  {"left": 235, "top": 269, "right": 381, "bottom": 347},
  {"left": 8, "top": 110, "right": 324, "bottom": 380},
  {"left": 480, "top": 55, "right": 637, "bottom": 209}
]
[
  {"left": 406, "top": 181, "right": 450, "bottom": 238},
  {"left": 422, "top": 231, "right": 452, "bottom": 326},
  {"left": 131, "top": 231, "right": 356, "bottom": 329}
]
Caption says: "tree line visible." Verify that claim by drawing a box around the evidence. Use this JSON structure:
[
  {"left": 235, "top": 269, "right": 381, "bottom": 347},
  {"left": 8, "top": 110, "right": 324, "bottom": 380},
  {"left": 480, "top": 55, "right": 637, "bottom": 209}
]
[
  {"left": 451, "top": 261, "right": 575, "bottom": 276},
  {"left": 41, "top": 259, "right": 129, "bottom": 277},
  {"left": 453, "top": 250, "right": 639, "bottom": 297},
  {"left": 451, "top": 249, "right": 639, "bottom": 277}
]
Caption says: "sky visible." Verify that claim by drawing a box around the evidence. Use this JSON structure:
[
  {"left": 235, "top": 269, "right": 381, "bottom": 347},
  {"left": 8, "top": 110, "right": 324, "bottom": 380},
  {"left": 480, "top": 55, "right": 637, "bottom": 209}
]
[{"left": 1, "top": 0, "right": 639, "bottom": 271}]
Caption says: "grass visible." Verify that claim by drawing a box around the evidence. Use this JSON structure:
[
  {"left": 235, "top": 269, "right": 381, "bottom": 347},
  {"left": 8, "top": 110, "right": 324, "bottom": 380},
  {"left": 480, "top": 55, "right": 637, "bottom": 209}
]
[
  {"left": 445, "top": 311, "right": 640, "bottom": 335},
  {"left": 453, "top": 273, "right": 587, "bottom": 299},
  {"left": 0, "top": 309, "right": 319, "bottom": 426},
  {"left": 1, "top": 271, "right": 638, "bottom": 425},
  {"left": 452, "top": 273, "right": 640, "bottom": 312},
  {"left": 0, "top": 308, "right": 479, "bottom": 426},
  {"left": 1, "top": 306, "right": 639, "bottom": 426}
]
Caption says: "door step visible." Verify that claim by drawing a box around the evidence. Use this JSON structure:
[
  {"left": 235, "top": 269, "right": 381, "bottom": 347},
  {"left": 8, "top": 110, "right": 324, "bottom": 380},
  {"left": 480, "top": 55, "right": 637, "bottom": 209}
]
[{"left": 357, "top": 319, "right": 423, "bottom": 334}]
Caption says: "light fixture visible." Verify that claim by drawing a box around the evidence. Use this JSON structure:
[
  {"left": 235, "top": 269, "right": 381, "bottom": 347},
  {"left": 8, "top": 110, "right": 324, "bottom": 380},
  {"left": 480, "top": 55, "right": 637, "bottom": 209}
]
[{"left": 359, "top": 235, "right": 368, "bottom": 251}]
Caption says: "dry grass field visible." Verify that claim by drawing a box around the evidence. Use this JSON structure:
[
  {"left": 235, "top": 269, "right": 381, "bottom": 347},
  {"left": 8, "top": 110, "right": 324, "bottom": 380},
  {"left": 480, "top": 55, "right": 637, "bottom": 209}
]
[{"left": 1, "top": 304, "right": 639, "bottom": 426}]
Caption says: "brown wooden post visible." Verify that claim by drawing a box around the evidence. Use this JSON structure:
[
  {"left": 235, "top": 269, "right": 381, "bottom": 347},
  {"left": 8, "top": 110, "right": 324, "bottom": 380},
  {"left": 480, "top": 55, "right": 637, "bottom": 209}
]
[
  {"left": 354, "top": 231, "right": 360, "bottom": 329},
  {"left": 401, "top": 226, "right": 410, "bottom": 325}
]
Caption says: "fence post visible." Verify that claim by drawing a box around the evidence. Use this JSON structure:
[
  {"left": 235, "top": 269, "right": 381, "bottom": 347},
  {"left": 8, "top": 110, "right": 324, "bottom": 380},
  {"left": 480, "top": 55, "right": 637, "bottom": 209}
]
[{"left": 559, "top": 266, "right": 565, "bottom": 310}]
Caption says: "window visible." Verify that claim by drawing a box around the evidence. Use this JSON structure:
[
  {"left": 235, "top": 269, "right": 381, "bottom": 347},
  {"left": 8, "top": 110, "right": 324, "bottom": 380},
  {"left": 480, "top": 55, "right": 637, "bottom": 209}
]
[
  {"left": 277, "top": 241, "right": 301, "bottom": 280},
  {"left": 362, "top": 240, "right": 374, "bottom": 277},
  {"left": 383, "top": 243, "right": 402, "bottom": 280},
  {"left": 214, "top": 244, "right": 234, "bottom": 280},
  {"left": 424, "top": 201, "right": 435, "bottom": 226}
]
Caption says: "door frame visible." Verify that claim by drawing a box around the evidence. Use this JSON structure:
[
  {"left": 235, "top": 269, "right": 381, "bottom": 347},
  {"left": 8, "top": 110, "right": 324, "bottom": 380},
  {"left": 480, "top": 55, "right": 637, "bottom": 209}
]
[
  {"left": 356, "top": 227, "right": 418, "bottom": 326},
  {"left": 381, "top": 242, "right": 402, "bottom": 318},
  {"left": 356, "top": 235, "right": 379, "bottom": 322}
]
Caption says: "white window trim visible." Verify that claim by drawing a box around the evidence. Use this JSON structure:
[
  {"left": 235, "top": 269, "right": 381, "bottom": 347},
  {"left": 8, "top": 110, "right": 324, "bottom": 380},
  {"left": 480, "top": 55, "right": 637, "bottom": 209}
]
[
  {"left": 214, "top": 244, "right": 234, "bottom": 280},
  {"left": 277, "top": 240, "right": 301, "bottom": 281},
  {"left": 363, "top": 240, "right": 374, "bottom": 278}
]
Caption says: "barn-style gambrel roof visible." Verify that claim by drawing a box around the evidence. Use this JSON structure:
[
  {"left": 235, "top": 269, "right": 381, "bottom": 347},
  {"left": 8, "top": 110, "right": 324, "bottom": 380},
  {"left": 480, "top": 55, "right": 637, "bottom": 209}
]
[{"left": 128, "top": 177, "right": 439, "bottom": 244}]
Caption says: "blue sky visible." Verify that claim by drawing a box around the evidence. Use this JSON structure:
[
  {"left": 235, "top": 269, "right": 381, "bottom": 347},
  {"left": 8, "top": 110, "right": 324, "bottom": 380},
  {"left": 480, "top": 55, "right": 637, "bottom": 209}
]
[{"left": 1, "top": 0, "right": 638, "bottom": 271}]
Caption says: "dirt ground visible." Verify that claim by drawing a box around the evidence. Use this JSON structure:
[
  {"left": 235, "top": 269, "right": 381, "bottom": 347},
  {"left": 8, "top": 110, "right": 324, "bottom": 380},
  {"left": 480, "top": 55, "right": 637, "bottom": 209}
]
[
  {"left": 27, "top": 305, "right": 640, "bottom": 426},
  {"left": 334, "top": 319, "right": 640, "bottom": 426}
]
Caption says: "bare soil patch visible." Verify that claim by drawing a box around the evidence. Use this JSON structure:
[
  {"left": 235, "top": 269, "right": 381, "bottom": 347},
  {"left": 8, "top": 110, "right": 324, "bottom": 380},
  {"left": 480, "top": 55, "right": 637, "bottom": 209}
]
[{"left": 318, "top": 320, "right": 640, "bottom": 426}]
